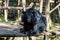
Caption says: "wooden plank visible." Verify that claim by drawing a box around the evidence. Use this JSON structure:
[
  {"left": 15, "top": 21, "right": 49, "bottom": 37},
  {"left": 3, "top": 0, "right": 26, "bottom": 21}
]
[
  {"left": 0, "top": 22, "right": 25, "bottom": 37},
  {"left": 14, "top": 37, "right": 23, "bottom": 40},
  {"left": 31, "top": 36, "right": 37, "bottom": 40}
]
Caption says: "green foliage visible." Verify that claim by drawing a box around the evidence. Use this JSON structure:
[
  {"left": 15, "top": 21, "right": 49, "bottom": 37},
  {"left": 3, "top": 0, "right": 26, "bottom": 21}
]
[
  {"left": 0, "top": 0, "right": 2, "bottom": 4},
  {"left": 9, "top": 2, "right": 17, "bottom": 6},
  {"left": 49, "top": 19, "right": 56, "bottom": 30},
  {"left": 0, "top": 12, "right": 4, "bottom": 22},
  {"left": 0, "top": 16, "right": 5, "bottom": 22},
  {"left": 37, "top": 35, "right": 44, "bottom": 40},
  {"left": 0, "top": 0, "right": 2, "bottom": 2},
  {"left": 9, "top": 0, "right": 18, "bottom": 6}
]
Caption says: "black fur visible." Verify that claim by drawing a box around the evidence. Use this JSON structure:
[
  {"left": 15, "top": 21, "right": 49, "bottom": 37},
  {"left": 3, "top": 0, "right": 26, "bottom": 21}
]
[{"left": 21, "top": 7, "right": 47, "bottom": 35}]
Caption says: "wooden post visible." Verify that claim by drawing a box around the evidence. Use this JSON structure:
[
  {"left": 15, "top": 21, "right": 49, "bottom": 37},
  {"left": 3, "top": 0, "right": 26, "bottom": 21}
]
[
  {"left": 22, "top": 0, "right": 27, "bottom": 40},
  {"left": 13, "top": 0, "right": 21, "bottom": 24},
  {"left": 45, "top": 0, "right": 50, "bottom": 33},
  {"left": 39, "top": 0, "right": 43, "bottom": 13},
  {"left": 44, "top": 0, "right": 50, "bottom": 40},
  {"left": 16, "top": 0, "right": 24, "bottom": 40},
  {"left": 18, "top": 0, "right": 20, "bottom": 19},
  {"left": 22, "top": 0, "right": 26, "bottom": 11},
  {"left": 31, "top": 36, "right": 37, "bottom": 40},
  {"left": 4, "top": 0, "right": 9, "bottom": 22}
]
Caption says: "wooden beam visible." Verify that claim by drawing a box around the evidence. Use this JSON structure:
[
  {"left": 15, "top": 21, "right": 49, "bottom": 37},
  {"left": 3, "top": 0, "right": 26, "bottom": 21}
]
[
  {"left": 50, "top": 3, "right": 60, "bottom": 13},
  {"left": 0, "top": 6, "right": 40, "bottom": 10},
  {"left": 0, "top": 6, "right": 23, "bottom": 10}
]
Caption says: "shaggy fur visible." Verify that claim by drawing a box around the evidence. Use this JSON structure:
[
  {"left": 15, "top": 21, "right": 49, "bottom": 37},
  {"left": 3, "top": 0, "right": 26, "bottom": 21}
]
[{"left": 21, "top": 7, "right": 47, "bottom": 35}]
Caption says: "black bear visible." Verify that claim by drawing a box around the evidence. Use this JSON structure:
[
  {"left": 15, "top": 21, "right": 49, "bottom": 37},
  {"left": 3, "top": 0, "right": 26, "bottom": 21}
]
[{"left": 21, "top": 7, "right": 47, "bottom": 35}]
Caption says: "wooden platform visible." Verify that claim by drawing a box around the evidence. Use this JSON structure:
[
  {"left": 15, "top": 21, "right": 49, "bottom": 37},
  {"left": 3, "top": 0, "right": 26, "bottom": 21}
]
[
  {"left": 0, "top": 22, "right": 60, "bottom": 37},
  {"left": 0, "top": 22, "right": 26, "bottom": 37},
  {"left": 0, "top": 22, "right": 46, "bottom": 37}
]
